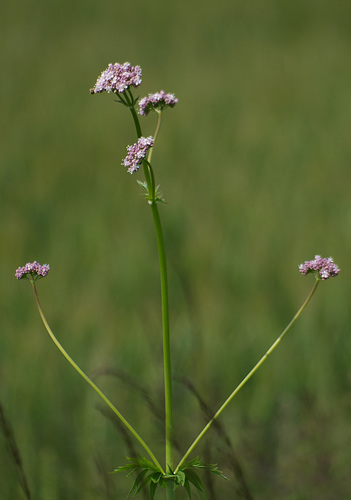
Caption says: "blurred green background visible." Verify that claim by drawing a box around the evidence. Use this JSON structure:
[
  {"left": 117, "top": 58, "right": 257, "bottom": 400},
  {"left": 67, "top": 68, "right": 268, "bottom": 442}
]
[{"left": 1, "top": 0, "right": 351, "bottom": 498}]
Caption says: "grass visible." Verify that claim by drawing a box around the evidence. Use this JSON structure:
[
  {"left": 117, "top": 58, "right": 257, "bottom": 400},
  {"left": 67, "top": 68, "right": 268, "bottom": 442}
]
[{"left": 1, "top": 0, "right": 351, "bottom": 498}]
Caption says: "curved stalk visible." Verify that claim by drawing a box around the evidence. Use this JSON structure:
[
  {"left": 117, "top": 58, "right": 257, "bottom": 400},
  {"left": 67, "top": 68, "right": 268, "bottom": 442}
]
[
  {"left": 175, "top": 279, "right": 320, "bottom": 473},
  {"left": 32, "top": 283, "right": 164, "bottom": 475},
  {"left": 148, "top": 111, "right": 162, "bottom": 164}
]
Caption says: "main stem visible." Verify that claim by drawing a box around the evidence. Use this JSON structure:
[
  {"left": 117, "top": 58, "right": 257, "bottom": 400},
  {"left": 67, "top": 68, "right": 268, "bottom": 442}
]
[
  {"left": 151, "top": 202, "right": 173, "bottom": 472},
  {"left": 128, "top": 101, "right": 173, "bottom": 491},
  {"left": 165, "top": 481, "right": 176, "bottom": 500},
  {"left": 175, "top": 279, "right": 320, "bottom": 472},
  {"left": 128, "top": 101, "right": 173, "bottom": 472},
  {"left": 32, "top": 283, "right": 164, "bottom": 474}
]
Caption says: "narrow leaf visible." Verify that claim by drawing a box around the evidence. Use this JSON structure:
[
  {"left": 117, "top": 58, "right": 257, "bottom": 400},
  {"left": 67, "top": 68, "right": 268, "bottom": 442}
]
[
  {"left": 184, "top": 478, "right": 192, "bottom": 500},
  {"left": 149, "top": 481, "right": 158, "bottom": 500},
  {"left": 135, "top": 472, "right": 155, "bottom": 494},
  {"left": 129, "top": 470, "right": 148, "bottom": 495},
  {"left": 184, "top": 470, "right": 203, "bottom": 492}
]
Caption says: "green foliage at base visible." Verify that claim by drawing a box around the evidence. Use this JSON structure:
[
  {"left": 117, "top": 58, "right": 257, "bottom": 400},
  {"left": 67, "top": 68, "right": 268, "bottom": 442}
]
[{"left": 114, "top": 455, "right": 228, "bottom": 499}]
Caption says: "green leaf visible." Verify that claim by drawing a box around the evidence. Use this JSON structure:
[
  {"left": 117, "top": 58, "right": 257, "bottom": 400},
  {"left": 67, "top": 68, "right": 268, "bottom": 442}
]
[
  {"left": 149, "top": 480, "right": 158, "bottom": 500},
  {"left": 155, "top": 185, "right": 165, "bottom": 203},
  {"left": 114, "top": 455, "right": 160, "bottom": 474},
  {"left": 137, "top": 472, "right": 157, "bottom": 495},
  {"left": 183, "top": 469, "right": 203, "bottom": 492},
  {"left": 184, "top": 478, "right": 192, "bottom": 499},
  {"left": 175, "top": 470, "right": 186, "bottom": 486},
  {"left": 180, "top": 457, "right": 229, "bottom": 481},
  {"left": 208, "top": 468, "right": 229, "bottom": 481},
  {"left": 113, "top": 455, "right": 228, "bottom": 498},
  {"left": 113, "top": 455, "right": 164, "bottom": 497},
  {"left": 137, "top": 180, "right": 148, "bottom": 191},
  {"left": 129, "top": 470, "right": 148, "bottom": 495},
  {"left": 150, "top": 472, "right": 163, "bottom": 484},
  {"left": 181, "top": 457, "right": 199, "bottom": 469}
]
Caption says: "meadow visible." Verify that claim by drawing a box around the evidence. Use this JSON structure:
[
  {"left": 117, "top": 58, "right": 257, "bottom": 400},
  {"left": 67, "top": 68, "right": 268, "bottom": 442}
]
[{"left": 1, "top": 0, "right": 351, "bottom": 498}]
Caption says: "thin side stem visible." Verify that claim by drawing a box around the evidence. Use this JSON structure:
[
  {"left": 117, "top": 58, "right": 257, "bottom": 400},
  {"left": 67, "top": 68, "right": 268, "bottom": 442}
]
[
  {"left": 150, "top": 203, "right": 173, "bottom": 471},
  {"left": 32, "top": 284, "right": 164, "bottom": 475},
  {"left": 147, "top": 111, "right": 162, "bottom": 165},
  {"left": 175, "top": 279, "right": 320, "bottom": 473}
]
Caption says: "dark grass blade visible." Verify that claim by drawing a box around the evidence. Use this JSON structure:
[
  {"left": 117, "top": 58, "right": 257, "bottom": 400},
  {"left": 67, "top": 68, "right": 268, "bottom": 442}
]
[
  {"left": 176, "top": 376, "right": 254, "bottom": 500},
  {"left": 0, "top": 402, "right": 32, "bottom": 500},
  {"left": 91, "top": 367, "right": 164, "bottom": 421},
  {"left": 92, "top": 365, "right": 182, "bottom": 452},
  {"left": 94, "top": 455, "right": 118, "bottom": 500},
  {"left": 96, "top": 406, "right": 149, "bottom": 499},
  {"left": 202, "top": 442, "right": 218, "bottom": 500}
]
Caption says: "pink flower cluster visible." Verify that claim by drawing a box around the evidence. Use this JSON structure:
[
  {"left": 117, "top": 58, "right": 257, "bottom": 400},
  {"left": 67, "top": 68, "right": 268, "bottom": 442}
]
[
  {"left": 122, "top": 136, "right": 154, "bottom": 174},
  {"left": 90, "top": 62, "right": 142, "bottom": 94},
  {"left": 15, "top": 261, "right": 50, "bottom": 280},
  {"left": 298, "top": 255, "right": 340, "bottom": 280},
  {"left": 139, "top": 91, "right": 178, "bottom": 116}
]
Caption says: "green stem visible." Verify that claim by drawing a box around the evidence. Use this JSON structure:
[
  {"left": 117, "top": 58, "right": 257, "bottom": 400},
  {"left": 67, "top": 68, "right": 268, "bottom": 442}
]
[
  {"left": 32, "top": 283, "right": 164, "bottom": 475},
  {"left": 142, "top": 160, "right": 155, "bottom": 203},
  {"left": 165, "top": 480, "right": 176, "bottom": 500},
  {"left": 127, "top": 100, "right": 173, "bottom": 470},
  {"left": 175, "top": 279, "right": 320, "bottom": 473},
  {"left": 129, "top": 104, "right": 142, "bottom": 139},
  {"left": 147, "top": 111, "right": 162, "bottom": 165},
  {"left": 150, "top": 203, "right": 173, "bottom": 471},
  {"left": 143, "top": 112, "right": 162, "bottom": 203}
]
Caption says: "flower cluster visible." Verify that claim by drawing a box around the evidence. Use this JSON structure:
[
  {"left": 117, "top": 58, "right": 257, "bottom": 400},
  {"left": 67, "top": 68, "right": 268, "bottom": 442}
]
[
  {"left": 139, "top": 90, "right": 178, "bottom": 116},
  {"left": 15, "top": 261, "right": 50, "bottom": 281},
  {"left": 299, "top": 255, "right": 340, "bottom": 280},
  {"left": 122, "top": 136, "right": 154, "bottom": 174},
  {"left": 90, "top": 62, "right": 142, "bottom": 94}
]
